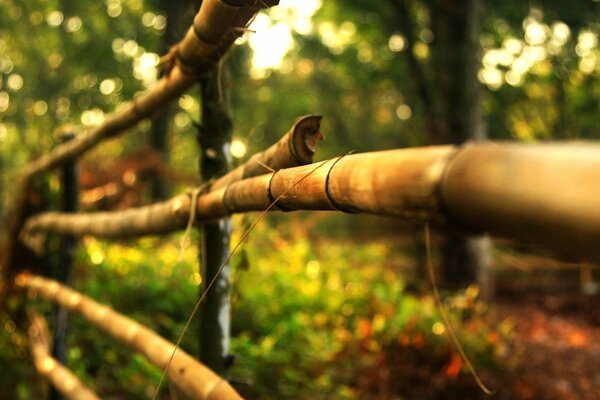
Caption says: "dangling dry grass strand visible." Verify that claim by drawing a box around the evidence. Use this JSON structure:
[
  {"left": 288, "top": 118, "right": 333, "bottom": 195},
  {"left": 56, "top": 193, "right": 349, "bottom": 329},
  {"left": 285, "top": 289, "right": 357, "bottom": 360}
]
[
  {"left": 423, "top": 223, "right": 495, "bottom": 395},
  {"left": 153, "top": 157, "right": 336, "bottom": 399}
]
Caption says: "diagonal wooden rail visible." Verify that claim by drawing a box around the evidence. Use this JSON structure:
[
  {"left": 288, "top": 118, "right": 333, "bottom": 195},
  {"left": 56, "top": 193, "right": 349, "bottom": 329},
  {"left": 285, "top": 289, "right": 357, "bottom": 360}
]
[
  {"left": 27, "top": 310, "right": 100, "bottom": 400},
  {"left": 21, "top": 0, "right": 277, "bottom": 180},
  {"left": 21, "top": 142, "right": 600, "bottom": 263},
  {"left": 18, "top": 274, "right": 243, "bottom": 400},
  {"left": 0, "top": 0, "right": 280, "bottom": 284}
]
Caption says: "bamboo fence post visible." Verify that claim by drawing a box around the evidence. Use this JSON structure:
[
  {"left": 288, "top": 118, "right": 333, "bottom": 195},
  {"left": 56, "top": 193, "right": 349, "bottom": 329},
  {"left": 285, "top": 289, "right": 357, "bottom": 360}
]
[
  {"left": 197, "top": 65, "right": 233, "bottom": 375},
  {"left": 53, "top": 132, "right": 78, "bottom": 361},
  {"left": 49, "top": 131, "right": 79, "bottom": 400},
  {"left": 27, "top": 309, "right": 100, "bottom": 400},
  {"left": 17, "top": 274, "right": 243, "bottom": 400}
]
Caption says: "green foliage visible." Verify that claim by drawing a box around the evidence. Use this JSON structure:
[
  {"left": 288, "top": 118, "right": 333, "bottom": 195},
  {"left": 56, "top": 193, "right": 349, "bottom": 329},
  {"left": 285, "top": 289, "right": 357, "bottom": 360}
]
[
  {"left": 0, "top": 217, "right": 509, "bottom": 398},
  {"left": 228, "top": 217, "right": 507, "bottom": 399},
  {"left": 68, "top": 234, "right": 200, "bottom": 399}
]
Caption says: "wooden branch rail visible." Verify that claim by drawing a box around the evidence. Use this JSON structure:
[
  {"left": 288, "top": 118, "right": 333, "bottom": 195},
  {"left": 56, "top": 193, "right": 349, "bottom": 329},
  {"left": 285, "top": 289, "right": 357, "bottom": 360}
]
[
  {"left": 22, "top": 142, "right": 600, "bottom": 262},
  {"left": 209, "top": 114, "right": 323, "bottom": 191},
  {"left": 27, "top": 310, "right": 100, "bottom": 400},
  {"left": 18, "top": 274, "right": 243, "bottom": 400},
  {"left": 21, "top": 0, "right": 277, "bottom": 180}
]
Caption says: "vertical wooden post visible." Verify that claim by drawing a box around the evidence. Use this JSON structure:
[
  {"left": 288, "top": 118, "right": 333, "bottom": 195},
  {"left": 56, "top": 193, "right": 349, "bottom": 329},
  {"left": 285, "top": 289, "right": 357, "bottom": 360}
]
[
  {"left": 50, "top": 131, "right": 78, "bottom": 400},
  {"left": 150, "top": 0, "right": 195, "bottom": 200},
  {"left": 197, "top": 64, "right": 233, "bottom": 376},
  {"left": 429, "top": 0, "right": 492, "bottom": 294}
]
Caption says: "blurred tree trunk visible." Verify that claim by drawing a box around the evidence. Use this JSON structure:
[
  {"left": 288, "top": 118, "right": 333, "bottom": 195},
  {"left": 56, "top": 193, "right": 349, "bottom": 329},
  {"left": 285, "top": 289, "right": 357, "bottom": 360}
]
[
  {"left": 0, "top": 154, "right": 3, "bottom": 218},
  {"left": 197, "top": 65, "right": 233, "bottom": 376},
  {"left": 429, "top": 0, "right": 493, "bottom": 297},
  {"left": 150, "top": 0, "right": 195, "bottom": 200},
  {"left": 391, "top": 0, "right": 493, "bottom": 296}
]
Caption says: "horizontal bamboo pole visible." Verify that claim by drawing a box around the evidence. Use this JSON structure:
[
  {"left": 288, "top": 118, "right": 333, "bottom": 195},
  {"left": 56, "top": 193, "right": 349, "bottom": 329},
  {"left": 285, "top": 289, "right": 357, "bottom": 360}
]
[
  {"left": 18, "top": 274, "right": 243, "bottom": 400},
  {"left": 20, "top": 143, "right": 600, "bottom": 262},
  {"left": 440, "top": 143, "right": 600, "bottom": 262},
  {"left": 21, "top": 115, "right": 324, "bottom": 242},
  {"left": 27, "top": 310, "right": 100, "bottom": 400}
]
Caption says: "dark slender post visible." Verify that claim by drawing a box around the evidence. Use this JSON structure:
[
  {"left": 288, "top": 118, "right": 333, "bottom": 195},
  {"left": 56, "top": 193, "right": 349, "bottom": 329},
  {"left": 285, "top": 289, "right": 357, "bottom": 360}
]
[
  {"left": 197, "top": 65, "right": 233, "bottom": 376},
  {"left": 429, "top": 0, "right": 491, "bottom": 294},
  {"left": 150, "top": 0, "right": 195, "bottom": 200},
  {"left": 50, "top": 131, "right": 78, "bottom": 400}
]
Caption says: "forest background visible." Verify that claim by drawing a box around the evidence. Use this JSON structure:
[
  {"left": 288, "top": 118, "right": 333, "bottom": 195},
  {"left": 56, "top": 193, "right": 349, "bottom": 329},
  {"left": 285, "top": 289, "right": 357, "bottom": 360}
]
[{"left": 0, "top": 0, "right": 599, "bottom": 399}]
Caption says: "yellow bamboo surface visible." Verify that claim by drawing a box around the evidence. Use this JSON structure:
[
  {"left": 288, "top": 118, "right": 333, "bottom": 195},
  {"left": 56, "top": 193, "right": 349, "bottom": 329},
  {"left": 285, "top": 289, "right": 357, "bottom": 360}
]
[
  {"left": 20, "top": 143, "right": 600, "bottom": 262},
  {"left": 18, "top": 274, "right": 243, "bottom": 400},
  {"left": 27, "top": 310, "right": 100, "bottom": 400}
]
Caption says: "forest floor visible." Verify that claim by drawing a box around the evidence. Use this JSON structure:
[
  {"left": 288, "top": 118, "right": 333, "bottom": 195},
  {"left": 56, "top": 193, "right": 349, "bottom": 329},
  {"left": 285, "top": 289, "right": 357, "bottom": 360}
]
[{"left": 492, "top": 289, "right": 600, "bottom": 400}]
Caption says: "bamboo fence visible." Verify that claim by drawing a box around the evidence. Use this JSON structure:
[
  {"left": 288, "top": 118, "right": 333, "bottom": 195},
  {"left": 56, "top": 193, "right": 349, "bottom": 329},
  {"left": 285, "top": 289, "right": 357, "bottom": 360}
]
[
  {"left": 18, "top": 274, "right": 243, "bottom": 400},
  {"left": 27, "top": 310, "right": 100, "bottom": 400},
  {"left": 21, "top": 143, "right": 600, "bottom": 263},
  {"left": 0, "top": 0, "right": 280, "bottom": 282}
]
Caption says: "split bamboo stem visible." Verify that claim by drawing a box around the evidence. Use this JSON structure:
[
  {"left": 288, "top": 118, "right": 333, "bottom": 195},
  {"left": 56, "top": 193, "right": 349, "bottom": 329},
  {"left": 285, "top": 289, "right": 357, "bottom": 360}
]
[
  {"left": 27, "top": 310, "right": 100, "bottom": 400},
  {"left": 18, "top": 274, "right": 243, "bottom": 400},
  {"left": 20, "top": 143, "right": 600, "bottom": 262}
]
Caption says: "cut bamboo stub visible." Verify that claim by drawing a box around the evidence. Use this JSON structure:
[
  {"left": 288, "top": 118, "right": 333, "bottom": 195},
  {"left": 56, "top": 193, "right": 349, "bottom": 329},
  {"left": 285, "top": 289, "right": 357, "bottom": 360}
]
[
  {"left": 20, "top": 143, "right": 600, "bottom": 262},
  {"left": 209, "top": 114, "right": 323, "bottom": 191},
  {"left": 18, "top": 274, "right": 243, "bottom": 400},
  {"left": 27, "top": 310, "right": 101, "bottom": 400}
]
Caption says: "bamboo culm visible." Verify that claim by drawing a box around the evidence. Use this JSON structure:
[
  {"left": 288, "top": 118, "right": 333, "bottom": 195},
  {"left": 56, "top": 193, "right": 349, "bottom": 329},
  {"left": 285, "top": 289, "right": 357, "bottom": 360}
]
[
  {"left": 27, "top": 310, "right": 100, "bottom": 400},
  {"left": 21, "top": 115, "right": 323, "bottom": 245},
  {"left": 18, "top": 274, "right": 243, "bottom": 400},
  {"left": 208, "top": 114, "right": 323, "bottom": 191},
  {"left": 21, "top": 0, "right": 277, "bottom": 181},
  {"left": 21, "top": 143, "right": 600, "bottom": 263}
]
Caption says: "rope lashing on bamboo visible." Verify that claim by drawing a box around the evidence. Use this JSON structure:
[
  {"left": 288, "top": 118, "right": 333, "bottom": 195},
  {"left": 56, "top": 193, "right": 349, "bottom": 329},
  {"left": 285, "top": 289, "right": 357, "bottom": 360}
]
[
  {"left": 17, "top": 274, "right": 243, "bottom": 400},
  {"left": 19, "top": 146, "right": 454, "bottom": 240},
  {"left": 27, "top": 309, "right": 101, "bottom": 400}
]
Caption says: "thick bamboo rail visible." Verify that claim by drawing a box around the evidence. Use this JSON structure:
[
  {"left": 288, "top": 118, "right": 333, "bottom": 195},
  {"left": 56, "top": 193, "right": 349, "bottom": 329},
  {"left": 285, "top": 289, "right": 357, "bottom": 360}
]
[
  {"left": 20, "top": 143, "right": 600, "bottom": 262},
  {"left": 17, "top": 274, "right": 243, "bottom": 400},
  {"left": 27, "top": 310, "right": 100, "bottom": 400},
  {"left": 21, "top": 0, "right": 277, "bottom": 180}
]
